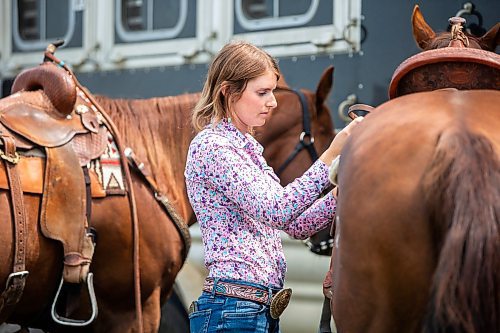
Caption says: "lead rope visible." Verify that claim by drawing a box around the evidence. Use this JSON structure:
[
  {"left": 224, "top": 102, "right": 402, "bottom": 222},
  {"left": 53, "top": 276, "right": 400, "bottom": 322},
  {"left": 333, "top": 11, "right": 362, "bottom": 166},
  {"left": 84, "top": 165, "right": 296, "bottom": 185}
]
[{"left": 43, "top": 49, "right": 144, "bottom": 333}]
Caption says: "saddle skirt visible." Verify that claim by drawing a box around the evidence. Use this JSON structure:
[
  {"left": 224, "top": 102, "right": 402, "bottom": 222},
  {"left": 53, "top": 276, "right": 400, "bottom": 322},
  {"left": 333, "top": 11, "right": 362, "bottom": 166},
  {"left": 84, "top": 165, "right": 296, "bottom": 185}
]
[{"left": 389, "top": 46, "right": 500, "bottom": 99}]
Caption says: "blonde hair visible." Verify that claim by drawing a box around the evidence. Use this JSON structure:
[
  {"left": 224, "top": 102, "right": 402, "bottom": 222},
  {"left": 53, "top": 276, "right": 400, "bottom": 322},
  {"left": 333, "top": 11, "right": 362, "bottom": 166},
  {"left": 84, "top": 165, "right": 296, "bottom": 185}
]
[{"left": 192, "top": 40, "right": 280, "bottom": 132}]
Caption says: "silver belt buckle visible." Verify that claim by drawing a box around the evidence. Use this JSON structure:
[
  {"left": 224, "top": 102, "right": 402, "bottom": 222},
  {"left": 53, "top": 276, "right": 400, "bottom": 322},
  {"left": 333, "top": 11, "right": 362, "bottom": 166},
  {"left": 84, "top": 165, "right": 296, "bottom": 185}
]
[{"left": 270, "top": 288, "right": 292, "bottom": 319}]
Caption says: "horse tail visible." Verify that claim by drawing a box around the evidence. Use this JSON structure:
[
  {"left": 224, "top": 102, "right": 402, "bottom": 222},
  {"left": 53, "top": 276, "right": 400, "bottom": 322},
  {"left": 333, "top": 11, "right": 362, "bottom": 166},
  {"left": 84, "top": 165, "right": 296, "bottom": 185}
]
[{"left": 423, "top": 128, "right": 499, "bottom": 333}]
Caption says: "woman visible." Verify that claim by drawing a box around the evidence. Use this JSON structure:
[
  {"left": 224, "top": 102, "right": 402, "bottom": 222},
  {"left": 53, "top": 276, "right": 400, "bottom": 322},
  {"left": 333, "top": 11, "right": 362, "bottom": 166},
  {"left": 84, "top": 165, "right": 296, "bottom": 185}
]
[{"left": 185, "top": 40, "right": 362, "bottom": 332}]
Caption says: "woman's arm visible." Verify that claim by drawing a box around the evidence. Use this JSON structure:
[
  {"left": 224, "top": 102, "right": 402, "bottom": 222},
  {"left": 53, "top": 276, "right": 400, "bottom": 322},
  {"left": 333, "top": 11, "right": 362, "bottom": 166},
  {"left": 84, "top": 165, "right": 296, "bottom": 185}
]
[
  {"left": 196, "top": 142, "right": 328, "bottom": 229},
  {"left": 281, "top": 190, "right": 336, "bottom": 240}
]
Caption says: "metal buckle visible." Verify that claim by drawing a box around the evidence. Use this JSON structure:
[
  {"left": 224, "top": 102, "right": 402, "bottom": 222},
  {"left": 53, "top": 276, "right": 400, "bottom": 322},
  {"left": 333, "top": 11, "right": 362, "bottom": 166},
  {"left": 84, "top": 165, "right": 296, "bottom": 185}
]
[
  {"left": 270, "top": 288, "right": 292, "bottom": 319},
  {"left": 299, "top": 131, "right": 315, "bottom": 146},
  {"left": 5, "top": 271, "right": 29, "bottom": 288},
  {"left": 0, "top": 149, "right": 20, "bottom": 164},
  {"left": 188, "top": 301, "right": 198, "bottom": 315}
]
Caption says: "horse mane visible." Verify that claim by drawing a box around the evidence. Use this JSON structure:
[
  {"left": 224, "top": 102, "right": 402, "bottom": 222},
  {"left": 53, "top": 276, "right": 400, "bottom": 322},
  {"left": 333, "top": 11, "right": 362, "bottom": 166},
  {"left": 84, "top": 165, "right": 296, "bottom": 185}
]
[{"left": 94, "top": 93, "right": 200, "bottom": 201}]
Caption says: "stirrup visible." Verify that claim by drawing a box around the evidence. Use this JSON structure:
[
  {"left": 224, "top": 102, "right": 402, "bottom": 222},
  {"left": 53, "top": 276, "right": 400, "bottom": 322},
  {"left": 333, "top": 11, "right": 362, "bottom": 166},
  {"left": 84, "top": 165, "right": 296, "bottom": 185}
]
[{"left": 51, "top": 272, "right": 98, "bottom": 326}]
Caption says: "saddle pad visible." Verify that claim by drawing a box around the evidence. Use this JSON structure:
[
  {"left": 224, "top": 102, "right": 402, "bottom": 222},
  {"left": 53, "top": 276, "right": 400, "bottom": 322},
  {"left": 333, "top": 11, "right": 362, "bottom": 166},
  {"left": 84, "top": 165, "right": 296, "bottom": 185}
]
[{"left": 88, "top": 132, "right": 126, "bottom": 195}]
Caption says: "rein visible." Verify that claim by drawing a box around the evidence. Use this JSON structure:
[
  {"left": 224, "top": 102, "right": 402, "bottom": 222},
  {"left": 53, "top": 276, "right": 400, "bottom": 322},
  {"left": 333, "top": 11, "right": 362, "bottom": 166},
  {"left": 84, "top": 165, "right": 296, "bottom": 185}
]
[
  {"left": 124, "top": 148, "right": 191, "bottom": 261},
  {"left": 274, "top": 87, "right": 319, "bottom": 176}
]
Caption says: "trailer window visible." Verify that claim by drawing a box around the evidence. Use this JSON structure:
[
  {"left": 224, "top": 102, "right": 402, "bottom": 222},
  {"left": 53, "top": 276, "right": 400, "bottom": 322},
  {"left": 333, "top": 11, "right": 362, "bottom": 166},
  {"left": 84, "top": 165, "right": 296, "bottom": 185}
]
[
  {"left": 12, "top": 0, "right": 84, "bottom": 51},
  {"left": 116, "top": 0, "right": 195, "bottom": 42}
]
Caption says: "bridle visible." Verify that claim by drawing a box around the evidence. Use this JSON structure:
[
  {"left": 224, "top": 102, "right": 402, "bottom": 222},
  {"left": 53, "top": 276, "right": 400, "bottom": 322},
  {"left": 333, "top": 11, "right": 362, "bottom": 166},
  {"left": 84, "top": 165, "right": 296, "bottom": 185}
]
[
  {"left": 274, "top": 87, "right": 319, "bottom": 176},
  {"left": 274, "top": 87, "right": 335, "bottom": 256}
]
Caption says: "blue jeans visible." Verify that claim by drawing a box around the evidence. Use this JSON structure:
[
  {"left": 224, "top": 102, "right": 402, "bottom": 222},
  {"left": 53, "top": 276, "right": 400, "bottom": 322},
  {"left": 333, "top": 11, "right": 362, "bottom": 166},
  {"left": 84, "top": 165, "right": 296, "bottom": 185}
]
[{"left": 189, "top": 279, "right": 281, "bottom": 333}]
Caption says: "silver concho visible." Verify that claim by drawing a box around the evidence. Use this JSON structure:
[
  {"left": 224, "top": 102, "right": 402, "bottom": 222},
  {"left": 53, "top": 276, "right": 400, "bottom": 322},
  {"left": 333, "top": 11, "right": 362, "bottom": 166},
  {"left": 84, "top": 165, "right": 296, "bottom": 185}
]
[
  {"left": 75, "top": 104, "right": 89, "bottom": 114},
  {"left": 270, "top": 288, "right": 292, "bottom": 319}
]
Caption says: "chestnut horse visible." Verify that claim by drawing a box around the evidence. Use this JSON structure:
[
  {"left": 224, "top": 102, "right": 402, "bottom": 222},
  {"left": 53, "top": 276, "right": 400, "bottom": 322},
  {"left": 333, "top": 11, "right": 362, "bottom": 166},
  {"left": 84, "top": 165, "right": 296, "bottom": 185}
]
[
  {"left": 328, "top": 5, "right": 499, "bottom": 333},
  {"left": 0, "top": 54, "right": 335, "bottom": 332}
]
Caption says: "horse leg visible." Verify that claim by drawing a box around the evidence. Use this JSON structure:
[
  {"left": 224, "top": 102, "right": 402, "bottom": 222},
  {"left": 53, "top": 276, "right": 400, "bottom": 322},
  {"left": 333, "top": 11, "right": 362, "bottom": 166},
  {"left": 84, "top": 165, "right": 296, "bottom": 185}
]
[{"left": 141, "top": 287, "right": 162, "bottom": 332}]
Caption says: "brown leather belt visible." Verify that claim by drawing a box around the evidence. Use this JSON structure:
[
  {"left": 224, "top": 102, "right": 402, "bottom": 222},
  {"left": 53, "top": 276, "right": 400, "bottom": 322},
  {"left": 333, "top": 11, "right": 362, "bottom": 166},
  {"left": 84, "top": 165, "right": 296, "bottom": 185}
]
[{"left": 202, "top": 278, "right": 292, "bottom": 319}]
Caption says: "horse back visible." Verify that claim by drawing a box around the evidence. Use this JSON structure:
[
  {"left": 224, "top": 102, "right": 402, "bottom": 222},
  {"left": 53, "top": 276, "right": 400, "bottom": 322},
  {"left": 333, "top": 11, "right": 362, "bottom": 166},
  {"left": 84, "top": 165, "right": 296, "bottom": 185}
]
[{"left": 331, "top": 88, "right": 500, "bottom": 333}]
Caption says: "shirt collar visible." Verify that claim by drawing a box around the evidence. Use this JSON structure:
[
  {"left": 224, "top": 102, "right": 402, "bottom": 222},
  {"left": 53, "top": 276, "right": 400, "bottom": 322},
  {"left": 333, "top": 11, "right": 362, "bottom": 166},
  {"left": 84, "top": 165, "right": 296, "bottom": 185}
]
[{"left": 213, "top": 119, "right": 264, "bottom": 154}]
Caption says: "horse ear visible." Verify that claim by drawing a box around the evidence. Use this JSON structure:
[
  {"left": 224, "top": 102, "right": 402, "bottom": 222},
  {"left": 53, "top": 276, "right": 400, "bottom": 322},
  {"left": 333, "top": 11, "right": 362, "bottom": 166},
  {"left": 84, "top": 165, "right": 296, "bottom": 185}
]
[
  {"left": 315, "top": 65, "right": 334, "bottom": 112},
  {"left": 412, "top": 5, "right": 436, "bottom": 50},
  {"left": 477, "top": 22, "right": 500, "bottom": 51}
]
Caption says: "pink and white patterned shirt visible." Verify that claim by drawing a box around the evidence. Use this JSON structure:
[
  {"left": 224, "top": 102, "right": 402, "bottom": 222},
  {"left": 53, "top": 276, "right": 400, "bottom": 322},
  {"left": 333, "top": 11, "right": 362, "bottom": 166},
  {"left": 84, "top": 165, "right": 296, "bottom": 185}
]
[{"left": 185, "top": 119, "right": 336, "bottom": 288}]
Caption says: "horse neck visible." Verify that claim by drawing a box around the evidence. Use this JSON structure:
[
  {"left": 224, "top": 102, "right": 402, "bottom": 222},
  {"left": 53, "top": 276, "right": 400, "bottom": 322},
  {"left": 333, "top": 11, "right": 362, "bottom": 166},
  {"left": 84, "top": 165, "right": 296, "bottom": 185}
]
[{"left": 95, "top": 93, "right": 199, "bottom": 221}]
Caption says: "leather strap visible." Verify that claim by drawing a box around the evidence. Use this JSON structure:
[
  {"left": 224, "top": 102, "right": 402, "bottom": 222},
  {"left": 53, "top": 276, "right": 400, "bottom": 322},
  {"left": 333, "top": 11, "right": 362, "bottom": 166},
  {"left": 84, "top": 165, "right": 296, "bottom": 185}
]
[
  {"left": 319, "top": 255, "right": 335, "bottom": 333},
  {"left": 0, "top": 130, "right": 29, "bottom": 319},
  {"left": 318, "top": 296, "right": 333, "bottom": 333},
  {"left": 275, "top": 88, "right": 319, "bottom": 176},
  {"left": 348, "top": 103, "right": 374, "bottom": 120},
  {"left": 124, "top": 148, "right": 191, "bottom": 262}
]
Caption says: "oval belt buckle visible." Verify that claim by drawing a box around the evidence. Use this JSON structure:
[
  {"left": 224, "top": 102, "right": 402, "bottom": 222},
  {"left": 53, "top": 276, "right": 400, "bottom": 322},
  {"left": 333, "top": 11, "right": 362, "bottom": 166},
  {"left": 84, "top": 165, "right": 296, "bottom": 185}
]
[{"left": 270, "top": 288, "right": 292, "bottom": 319}]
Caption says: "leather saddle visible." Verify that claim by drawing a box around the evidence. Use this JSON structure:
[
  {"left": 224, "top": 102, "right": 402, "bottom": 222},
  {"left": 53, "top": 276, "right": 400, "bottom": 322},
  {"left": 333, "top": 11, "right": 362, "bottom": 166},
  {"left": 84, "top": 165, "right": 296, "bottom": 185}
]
[{"left": 0, "top": 62, "right": 109, "bottom": 288}]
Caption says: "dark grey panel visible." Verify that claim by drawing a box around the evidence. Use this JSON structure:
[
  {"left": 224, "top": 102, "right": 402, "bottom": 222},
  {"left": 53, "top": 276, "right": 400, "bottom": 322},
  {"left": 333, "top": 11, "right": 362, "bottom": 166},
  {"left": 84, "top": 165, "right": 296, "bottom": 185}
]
[
  {"left": 77, "top": 0, "right": 500, "bottom": 129},
  {"left": 76, "top": 63, "right": 207, "bottom": 99}
]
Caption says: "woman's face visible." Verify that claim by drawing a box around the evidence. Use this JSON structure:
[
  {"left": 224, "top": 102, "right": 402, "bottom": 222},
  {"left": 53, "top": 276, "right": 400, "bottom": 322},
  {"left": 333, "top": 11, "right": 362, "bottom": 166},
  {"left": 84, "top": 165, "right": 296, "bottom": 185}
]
[{"left": 229, "top": 70, "right": 278, "bottom": 134}]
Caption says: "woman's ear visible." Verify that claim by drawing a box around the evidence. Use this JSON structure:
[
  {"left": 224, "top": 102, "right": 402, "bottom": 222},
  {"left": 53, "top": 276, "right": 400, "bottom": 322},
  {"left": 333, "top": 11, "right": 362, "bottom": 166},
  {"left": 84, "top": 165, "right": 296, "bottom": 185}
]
[{"left": 220, "top": 82, "right": 229, "bottom": 97}]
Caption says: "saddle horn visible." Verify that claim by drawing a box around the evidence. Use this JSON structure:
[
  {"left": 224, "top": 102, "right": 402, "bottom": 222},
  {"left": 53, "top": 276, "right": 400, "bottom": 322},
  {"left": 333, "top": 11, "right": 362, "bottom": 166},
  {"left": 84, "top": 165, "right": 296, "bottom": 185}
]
[{"left": 11, "top": 63, "right": 77, "bottom": 117}]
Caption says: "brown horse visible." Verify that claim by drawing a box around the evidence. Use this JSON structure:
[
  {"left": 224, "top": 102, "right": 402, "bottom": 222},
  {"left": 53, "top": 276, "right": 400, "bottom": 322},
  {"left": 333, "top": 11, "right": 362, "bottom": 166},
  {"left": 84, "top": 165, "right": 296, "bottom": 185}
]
[
  {"left": 0, "top": 53, "right": 335, "bottom": 332},
  {"left": 328, "top": 5, "right": 499, "bottom": 333}
]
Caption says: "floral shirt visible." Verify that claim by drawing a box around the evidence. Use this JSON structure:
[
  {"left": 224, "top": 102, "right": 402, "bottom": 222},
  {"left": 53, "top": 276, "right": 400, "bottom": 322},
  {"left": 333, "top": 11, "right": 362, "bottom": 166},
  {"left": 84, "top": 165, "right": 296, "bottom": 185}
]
[{"left": 184, "top": 119, "right": 336, "bottom": 288}]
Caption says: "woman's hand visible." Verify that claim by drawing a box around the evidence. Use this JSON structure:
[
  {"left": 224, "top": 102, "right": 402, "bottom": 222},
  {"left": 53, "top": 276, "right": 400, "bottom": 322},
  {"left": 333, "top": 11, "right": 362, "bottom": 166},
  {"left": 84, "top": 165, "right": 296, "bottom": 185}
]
[{"left": 319, "top": 117, "right": 364, "bottom": 165}]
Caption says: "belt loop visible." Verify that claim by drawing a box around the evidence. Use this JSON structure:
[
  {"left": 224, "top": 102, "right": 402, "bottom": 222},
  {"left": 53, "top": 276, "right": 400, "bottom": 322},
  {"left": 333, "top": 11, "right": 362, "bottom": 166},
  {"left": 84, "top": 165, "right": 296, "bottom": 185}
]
[
  {"left": 211, "top": 278, "right": 219, "bottom": 298},
  {"left": 267, "top": 286, "right": 273, "bottom": 305}
]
